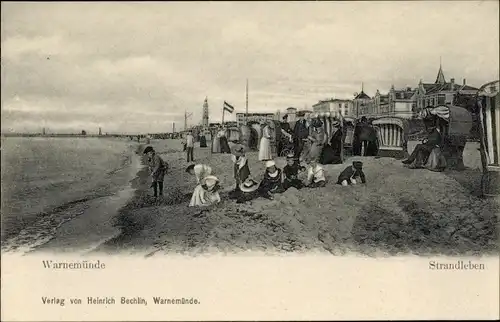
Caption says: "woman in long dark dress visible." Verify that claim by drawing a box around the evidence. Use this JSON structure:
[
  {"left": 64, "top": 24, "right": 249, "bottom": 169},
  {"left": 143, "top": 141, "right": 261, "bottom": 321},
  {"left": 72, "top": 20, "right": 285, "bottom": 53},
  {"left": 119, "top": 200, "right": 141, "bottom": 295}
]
[
  {"left": 199, "top": 134, "right": 207, "bottom": 148},
  {"left": 320, "top": 127, "right": 343, "bottom": 164},
  {"left": 219, "top": 127, "right": 231, "bottom": 154},
  {"left": 354, "top": 118, "right": 378, "bottom": 156}
]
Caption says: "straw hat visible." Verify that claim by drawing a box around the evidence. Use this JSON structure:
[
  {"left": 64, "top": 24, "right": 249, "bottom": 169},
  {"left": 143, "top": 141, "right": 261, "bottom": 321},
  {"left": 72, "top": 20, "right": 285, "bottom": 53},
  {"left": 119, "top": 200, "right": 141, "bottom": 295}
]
[
  {"left": 239, "top": 178, "right": 260, "bottom": 193},
  {"left": 201, "top": 175, "right": 219, "bottom": 191},
  {"left": 265, "top": 160, "right": 276, "bottom": 168}
]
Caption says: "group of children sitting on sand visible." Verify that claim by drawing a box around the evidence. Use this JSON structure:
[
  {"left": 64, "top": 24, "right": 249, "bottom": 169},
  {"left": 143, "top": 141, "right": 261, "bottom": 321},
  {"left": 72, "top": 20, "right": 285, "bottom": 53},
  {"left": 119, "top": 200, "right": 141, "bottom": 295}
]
[
  {"left": 142, "top": 144, "right": 366, "bottom": 207},
  {"left": 182, "top": 143, "right": 367, "bottom": 207}
]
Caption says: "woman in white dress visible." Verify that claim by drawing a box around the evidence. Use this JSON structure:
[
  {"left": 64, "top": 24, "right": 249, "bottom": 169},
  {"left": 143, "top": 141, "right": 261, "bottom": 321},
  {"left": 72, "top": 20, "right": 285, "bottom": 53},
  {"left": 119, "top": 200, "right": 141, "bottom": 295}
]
[
  {"left": 211, "top": 127, "right": 222, "bottom": 153},
  {"left": 258, "top": 121, "right": 273, "bottom": 161},
  {"left": 189, "top": 175, "right": 221, "bottom": 207}
]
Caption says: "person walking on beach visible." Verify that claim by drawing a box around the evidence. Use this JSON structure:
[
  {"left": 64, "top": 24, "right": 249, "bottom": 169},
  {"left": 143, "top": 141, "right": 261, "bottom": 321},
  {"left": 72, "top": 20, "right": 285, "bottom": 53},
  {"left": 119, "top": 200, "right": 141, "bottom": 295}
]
[
  {"left": 304, "top": 118, "right": 325, "bottom": 163},
  {"left": 185, "top": 131, "right": 194, "bottom": 162},
  {"left": 212, "top": 126, "right": 222, "bottom": 153},
  {"left": 143, "top": 146, "right": 168, "bottom": 199},
  {"left": 258, "top": 121, "right": 273, "bottom": 161},
  {"left": 219, "top": 127, "right": 231, "bottom": 154},
  {"left": 293, "top": 112, "right": 309, "bottom": 161},
  {"left": 185, "top": 163, "right": 213, "bottom": 184}
]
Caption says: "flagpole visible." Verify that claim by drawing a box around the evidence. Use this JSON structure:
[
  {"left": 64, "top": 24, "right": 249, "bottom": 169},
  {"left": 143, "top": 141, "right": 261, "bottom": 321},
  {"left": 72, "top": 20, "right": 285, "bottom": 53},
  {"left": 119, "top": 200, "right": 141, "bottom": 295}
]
[
  {"left": 246, "top": 79, "right": 249, "bottom": 125},
  {"left": 222, "top": 102, "right": 225, "bottom": 126}
]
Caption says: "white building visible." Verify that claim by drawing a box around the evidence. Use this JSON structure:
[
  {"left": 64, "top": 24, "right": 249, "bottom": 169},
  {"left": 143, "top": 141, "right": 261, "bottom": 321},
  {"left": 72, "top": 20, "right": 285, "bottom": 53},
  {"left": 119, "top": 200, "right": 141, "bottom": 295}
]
[
  {"left": 312, "top": 99, "right": 354, "bottom": 118},
  {"left": 388, "top": 86, "right": 417, "bottom": 119}
]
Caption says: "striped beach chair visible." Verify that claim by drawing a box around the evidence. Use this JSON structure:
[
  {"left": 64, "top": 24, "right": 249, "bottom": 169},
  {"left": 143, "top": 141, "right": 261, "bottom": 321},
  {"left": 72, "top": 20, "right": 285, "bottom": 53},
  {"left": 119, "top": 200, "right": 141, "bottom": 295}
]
[
  {"left": 477, "top": 80, "right": 500, "bottom": 197},
  {"left": 372, "top": 117, "right": 409, "bottom": 159}
]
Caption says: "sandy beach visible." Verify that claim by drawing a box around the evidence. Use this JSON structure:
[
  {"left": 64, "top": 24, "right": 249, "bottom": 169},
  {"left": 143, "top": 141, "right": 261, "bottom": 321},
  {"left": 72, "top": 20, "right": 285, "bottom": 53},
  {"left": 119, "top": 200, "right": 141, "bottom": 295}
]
[{"left": 87, "top": 139, "right": 499, "bottom": 257}]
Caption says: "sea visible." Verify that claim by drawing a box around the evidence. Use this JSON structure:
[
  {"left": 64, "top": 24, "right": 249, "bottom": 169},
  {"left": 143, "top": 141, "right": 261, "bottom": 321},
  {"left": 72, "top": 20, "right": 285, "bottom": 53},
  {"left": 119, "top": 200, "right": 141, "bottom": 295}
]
[{"left": 1, "top": 136, "right": 142, "bottom": 253}]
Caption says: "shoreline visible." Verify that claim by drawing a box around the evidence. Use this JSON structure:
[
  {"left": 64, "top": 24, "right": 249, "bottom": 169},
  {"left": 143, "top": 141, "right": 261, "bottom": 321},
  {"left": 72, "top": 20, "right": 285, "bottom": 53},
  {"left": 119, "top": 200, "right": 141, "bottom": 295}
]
[
  {"left": 92, "top": 143, "right": 196, "bottom": 254},
  {"left": 1, "top": 144, "right": 143, "bottom": 255}
]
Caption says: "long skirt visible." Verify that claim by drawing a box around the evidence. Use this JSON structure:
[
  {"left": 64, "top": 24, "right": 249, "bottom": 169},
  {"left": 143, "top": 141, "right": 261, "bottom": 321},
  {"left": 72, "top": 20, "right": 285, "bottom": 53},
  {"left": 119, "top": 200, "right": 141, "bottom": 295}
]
[
  {"left": 258, "top": 137, "right": 272, "bottom": 161},
  {"left": 306, "top": 143, "right": 323, "bottom": 162},
  {"left": 212, "top": 137, "right": 221, "bottom": 153},
  {"left": 220, "top": 136, "right": 231, "bottom": 154},
  {"left": 425, "top": 147, "right": 447, "bottom": 172},
  {"left": 320, "top": 145, "right": 342, "bottom": 164},
  {"left": 189, "top": 185, "right": 221, "bottom": 207},
  {"left": 199, "top": 136, "right": 207, "bottom": 148}
]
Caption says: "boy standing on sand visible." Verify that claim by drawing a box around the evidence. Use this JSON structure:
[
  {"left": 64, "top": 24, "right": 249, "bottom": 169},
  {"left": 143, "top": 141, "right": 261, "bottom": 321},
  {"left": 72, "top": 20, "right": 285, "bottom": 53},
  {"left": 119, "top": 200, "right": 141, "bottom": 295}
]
[
  {"left": 143, "top": 146, "right": 168, "bottom": 199},
  {"left": 185, "top": 131, "right": 195, "bottom": 162}
]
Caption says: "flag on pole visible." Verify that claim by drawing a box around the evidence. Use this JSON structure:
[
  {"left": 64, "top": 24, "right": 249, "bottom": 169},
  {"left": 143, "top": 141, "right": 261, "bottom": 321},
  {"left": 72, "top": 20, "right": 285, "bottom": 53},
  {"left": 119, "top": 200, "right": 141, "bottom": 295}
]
[{"left": 223, "top": 101, "right": 235, "bottom": 113}]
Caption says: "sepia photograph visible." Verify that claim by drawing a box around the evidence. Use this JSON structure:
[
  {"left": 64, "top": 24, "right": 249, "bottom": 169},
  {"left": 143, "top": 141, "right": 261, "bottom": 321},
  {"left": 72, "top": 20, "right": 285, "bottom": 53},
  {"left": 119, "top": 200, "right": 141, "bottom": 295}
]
[{"left": 1, "top": 1, "right": 499, "bottom": 320}]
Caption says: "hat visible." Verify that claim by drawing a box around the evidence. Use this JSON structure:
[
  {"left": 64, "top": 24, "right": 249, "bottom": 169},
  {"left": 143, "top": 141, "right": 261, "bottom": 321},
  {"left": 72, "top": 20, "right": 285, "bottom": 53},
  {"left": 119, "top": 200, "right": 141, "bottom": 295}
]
[
  {"left": 201, "top": 175, "right": 219, "bottom": 191},
  {"left": 239, "top": 178, "right": 260, "bottom": 193},
  {"left": 282, "top": 114, "right": 289, "bottom": 121},
  {"left": 265, "top": 160, "right": 276, "bottom": 168},
  {"left": 231, "top": 143, "right": 246, "bottom": 156},
  {"left": 311, "top": 118, "right": 323, "bottom": 128},
  {"left": 268, "top": 169, "right": 279, "bottom": 178},
  {"left": 143, "top": 146, "right": 154, "bottom": 154},
  {"left": 353, "top": 161, "right": 363, "bottom": 169}
]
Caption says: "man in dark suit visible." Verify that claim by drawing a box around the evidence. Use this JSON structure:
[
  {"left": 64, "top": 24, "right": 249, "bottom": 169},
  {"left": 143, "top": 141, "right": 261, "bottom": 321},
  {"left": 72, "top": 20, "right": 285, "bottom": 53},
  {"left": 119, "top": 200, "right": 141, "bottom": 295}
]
[
  {"left": 278, "top": 115, "right": 293, "bottom": 156},
  {"left": 293, "top": 112, "right": 309, "bottom": 160},
  {"left": 402, "top": 126, "right": 442, "bottom": 165}
]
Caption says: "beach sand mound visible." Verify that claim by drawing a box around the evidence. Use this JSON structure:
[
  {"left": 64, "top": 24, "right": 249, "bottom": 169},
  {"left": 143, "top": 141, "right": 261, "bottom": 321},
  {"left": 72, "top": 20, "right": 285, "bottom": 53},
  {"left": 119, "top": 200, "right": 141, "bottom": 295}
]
[{"left": 97, "top": 140, "right": 499, "bottom": 256}]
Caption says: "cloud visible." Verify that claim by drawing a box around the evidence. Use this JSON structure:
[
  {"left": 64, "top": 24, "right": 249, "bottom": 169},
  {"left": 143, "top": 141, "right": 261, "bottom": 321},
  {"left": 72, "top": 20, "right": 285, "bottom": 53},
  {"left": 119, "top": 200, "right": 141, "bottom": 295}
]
[{"left": 1, "top": 1, "right": 498, "bottom": 133}]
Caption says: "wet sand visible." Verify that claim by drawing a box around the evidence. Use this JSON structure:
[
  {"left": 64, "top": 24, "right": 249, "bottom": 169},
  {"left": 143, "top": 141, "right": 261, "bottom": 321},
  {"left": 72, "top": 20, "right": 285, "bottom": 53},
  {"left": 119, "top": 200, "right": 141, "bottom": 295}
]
[{"left": 92, "top": 139, "right": 499, "bottom": 257}]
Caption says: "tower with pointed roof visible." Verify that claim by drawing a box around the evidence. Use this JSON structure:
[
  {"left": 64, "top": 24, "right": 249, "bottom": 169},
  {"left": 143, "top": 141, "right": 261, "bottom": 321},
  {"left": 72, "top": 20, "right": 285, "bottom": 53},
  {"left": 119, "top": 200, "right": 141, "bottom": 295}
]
[
  {"left": 415, "top": 60, "right": 478, "bottom": 112},
  {"left": 202, "top": 97, "right": 209, "bottom": 129},
  {"left": 435, "top": 58, "right": 446, "bottom": 84},
  {"left": 353, "top": 82, "right": 373, "bottom": 117}
]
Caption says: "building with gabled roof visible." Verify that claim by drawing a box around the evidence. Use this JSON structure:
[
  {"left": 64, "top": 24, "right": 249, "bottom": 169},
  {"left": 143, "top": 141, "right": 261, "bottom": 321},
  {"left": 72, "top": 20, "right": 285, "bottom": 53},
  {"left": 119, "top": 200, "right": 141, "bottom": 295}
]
[
  {"left": 388, "top": 85, "right": 418, "bottom": 119},
  {"left": 415, "top": 62, "right": 479, "bottom": 111},
  {"left": 353, "top": 83, "right": 375, "bottom": 117}
]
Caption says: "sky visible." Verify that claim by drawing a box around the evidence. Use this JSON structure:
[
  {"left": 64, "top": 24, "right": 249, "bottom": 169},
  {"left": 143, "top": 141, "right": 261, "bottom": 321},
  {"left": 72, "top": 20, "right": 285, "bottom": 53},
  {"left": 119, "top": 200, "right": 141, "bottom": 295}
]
[{"left": 1, "top": 1, "right": 499, "bottom": 134}]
